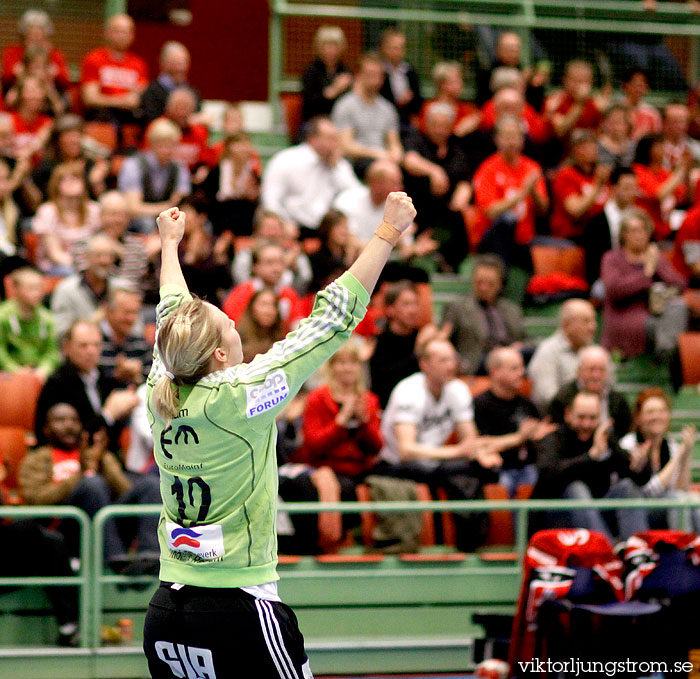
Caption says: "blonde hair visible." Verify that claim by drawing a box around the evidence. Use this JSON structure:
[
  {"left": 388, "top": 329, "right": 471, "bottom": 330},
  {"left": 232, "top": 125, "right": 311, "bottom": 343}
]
[
  {"left": 326, "top": 338, "right": 366, "bottom": 394},
  {"left": 146, "top": 118, "right": 181, "bottom": 144},
  {"left": 432, "top": 61, "right": 462, "bottom": 88},
  {"left": 151, "top": 298, "right": 222, "bottom": 423},
  {"left": 313, "top": 25, "right": 347, "bottom": 54}
]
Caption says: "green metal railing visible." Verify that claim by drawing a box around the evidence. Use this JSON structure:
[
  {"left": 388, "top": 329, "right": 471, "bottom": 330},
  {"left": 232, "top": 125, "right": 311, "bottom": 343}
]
[
  {"left": 277, "top": 494, "right": 700, "bottom": 554},
  {"left": 0, "top": 496, "right": 697, "bottom": 678},
  {"left": 0, "top": 506, "right": 91, "bottom": 649},
  {"left": 91, "top": 503, "right": 161, "bottom": 648}
]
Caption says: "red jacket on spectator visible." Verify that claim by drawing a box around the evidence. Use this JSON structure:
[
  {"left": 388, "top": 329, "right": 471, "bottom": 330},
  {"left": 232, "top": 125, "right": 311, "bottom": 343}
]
[
  {"left": 480, "top": 99, "right": 549, "bottom": 144},
  {"left": 1, "top": 44, "right": 70, "bottom": 91},
  {"left": 222, "top": 279, "right": 303, "bottom": 327},
  {"left": 633, "top": 163, "right": 687, "bottom": 241},
  {"left": 472, "top": 152, "right": 547, "bottom": 245},
  {"left": 546, "top": 92, "right": 602, "bottom": 138},
  {"left": 301, "top": 384, "right": 382, "bottom": 479},
  {"left": 80, "top": 47, "right": 148, "bottom": 99},
  {"left": 10, "top": 110, "right": 52, "bottom": 163},
  {"left": 628, "top": 103, "right": 662, "bottom": 141},
  {"left": 672, "top": 203, "right": 700, "bottom": 279},
  {"left": 550, "top": 165, "right": 609, "bottom": 239}
]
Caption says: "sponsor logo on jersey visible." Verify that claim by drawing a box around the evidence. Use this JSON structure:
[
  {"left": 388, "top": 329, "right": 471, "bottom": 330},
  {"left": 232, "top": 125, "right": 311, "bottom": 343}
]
[
  {"left": 246, "top": 369, "right": 290, "bottom": 418},
  {"left": 166, "top": 522, "right": 224, "bottom": 560},
  {"left": 171, "top": 527, "right": 201, "bottom": 548}
]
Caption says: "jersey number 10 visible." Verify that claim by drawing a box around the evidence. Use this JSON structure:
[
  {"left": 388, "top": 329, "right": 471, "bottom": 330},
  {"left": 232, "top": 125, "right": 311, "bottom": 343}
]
[{"left": 171, "top": 476, "right": 212, "bottom": 524}]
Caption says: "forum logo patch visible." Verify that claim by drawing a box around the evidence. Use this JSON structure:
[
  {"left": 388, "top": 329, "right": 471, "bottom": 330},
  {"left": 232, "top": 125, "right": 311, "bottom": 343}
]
[
  {"left": 166, "top": 522, "right": 225, "bottom": 560},
  {"left": 245, "top": 369, "right": 289, "bottom": 418}
]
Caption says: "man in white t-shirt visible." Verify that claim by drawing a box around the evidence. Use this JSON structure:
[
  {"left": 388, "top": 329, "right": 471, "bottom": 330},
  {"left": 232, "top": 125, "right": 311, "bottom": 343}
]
[
  {"left": 375, "top": 338, "right": 501, "bottom": 549},
  {"left": 334, "top": 159, "right": 402, "bottom": 243}
]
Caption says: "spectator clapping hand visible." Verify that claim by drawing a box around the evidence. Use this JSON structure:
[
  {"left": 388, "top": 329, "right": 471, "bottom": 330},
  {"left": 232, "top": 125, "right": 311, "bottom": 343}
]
[{"left": 80, "top": 429, "right": 108, "bottom": 473}]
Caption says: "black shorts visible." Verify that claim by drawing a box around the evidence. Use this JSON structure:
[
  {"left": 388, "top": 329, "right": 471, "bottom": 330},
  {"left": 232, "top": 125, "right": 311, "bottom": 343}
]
[{"left": 143, "top": 581, "right": 313, "bottom": 679}]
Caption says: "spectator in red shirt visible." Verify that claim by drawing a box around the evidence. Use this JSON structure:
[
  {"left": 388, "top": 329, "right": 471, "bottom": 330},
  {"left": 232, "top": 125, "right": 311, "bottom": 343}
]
[
  {"left": 80, "top": 14, "right": 148, "bottom": 129},
  {"left": 301, "top": 338, "right": 382, "bottom": 485},
  {"left": 480, "top": 86, "right": 549, "bottom": 145},
  {"left": 672, "top": 202, "right": 700, "bottom": 285},
  {"left": 9, "top": 75, "right": 53, "bottom": 165},
  {"left": 550, "top": 130, "right": 611, "bottom": 241},
  {"left": 222, "top": 241, "right": 303, "bottom": 326},
  {"left": 4, "top": 45, "right": 66, "bottom": 118},
  {"left": 660, "top": 102, "right": 700, "bottom": 169},
  {"left": 621, "top": 68, "right": 662, "bottom": 141},
  {"left": 544, "top": 60, "right": 608, "bottom": 142},
  {"left": 1, "top": 10, "right": 70, "bottom": 94},
  {"left": 418, "top": 61, "right": 481, "bottom": 138},
  {"left": 472, "top": 115, "right": 548, "bottom": 267},
  {"left": 633, "top": 133, "right": 691, "bottom": 241}
]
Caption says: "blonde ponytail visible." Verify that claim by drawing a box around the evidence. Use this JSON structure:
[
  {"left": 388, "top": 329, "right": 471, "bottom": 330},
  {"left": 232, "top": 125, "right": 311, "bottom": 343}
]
[
  {"left": 150, "top": 298, "right": 222, "bottom": 424},
  {"left": 152, "top": 374, "right": 180, "bottom": 424}
]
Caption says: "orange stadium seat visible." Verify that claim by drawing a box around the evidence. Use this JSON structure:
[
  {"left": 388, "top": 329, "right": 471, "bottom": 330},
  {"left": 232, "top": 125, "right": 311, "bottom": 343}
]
[
  {"left": 280, "top": 92, "right": 303, "bottom": 142},
  {"left": 0, "top": 426, "right": 29, "bottom": 502},
  {"left": 438, "top": 483, "right": 515, "bottom": 548},
  {"left": 678, "top": 332, "right": 700, "bottom": 385},
  {"left": 0, "top": 372, "right": 43, "bottom": 431},
  {"left": 530, "top": 242, "right": 586, "bottom": 279}
]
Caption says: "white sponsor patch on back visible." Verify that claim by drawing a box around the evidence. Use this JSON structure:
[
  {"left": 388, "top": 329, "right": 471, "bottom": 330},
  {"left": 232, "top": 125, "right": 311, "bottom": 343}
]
[
  {"left": 166, "top": 522, "right": 225, "bottom": 560},
  {"left": 245, "top": 369, "right": 290, "bottom": 418}
]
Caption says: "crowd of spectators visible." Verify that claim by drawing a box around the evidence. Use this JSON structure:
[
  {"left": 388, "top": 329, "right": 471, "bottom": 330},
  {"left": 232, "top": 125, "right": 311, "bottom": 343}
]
[{"left": 0, "top": 7, "right": 699, "bottom": 596}]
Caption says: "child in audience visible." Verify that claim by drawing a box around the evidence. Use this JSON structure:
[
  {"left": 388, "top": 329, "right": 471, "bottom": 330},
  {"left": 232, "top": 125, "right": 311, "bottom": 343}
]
[{"left": 0, "top": 266, "right": 60, "bottom": 379}]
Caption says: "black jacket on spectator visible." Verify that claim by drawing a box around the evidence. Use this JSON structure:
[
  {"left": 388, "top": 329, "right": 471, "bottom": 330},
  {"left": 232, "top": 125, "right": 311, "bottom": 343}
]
[
  {"left": 404, "top": 130, "right": 473, "bottom": 187},
  {"left": 548, "top": 380, "right": 632, "bottom": 441},
  {"left": 139, "top": 81, "right": 201, "bottom": 124},
  {"left": 474, "top": 389, "right": 540, "bottom": 469},
  {"left": 369, "top": 329, "right": 419, "bottom": 408},
  {"left": 301, "top": 58, "right": 351, "bottom": 122},
  {"left": 583, "top": 211, "right": 614, "bottom": 285},
  {"left": 379, "top": 63, "right": 423, "bottom": 125},
  {"left": 34, "top": 361, "right": 122, "bottom": 448},
  {"left": 532, "top": 424, "right": 633, "bottom": 499}
]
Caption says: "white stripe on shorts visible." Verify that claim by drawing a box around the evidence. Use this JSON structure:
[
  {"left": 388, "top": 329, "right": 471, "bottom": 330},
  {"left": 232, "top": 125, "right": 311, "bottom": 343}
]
[
  {"left": 255, "top": 599, "right": 298, "bottom": 679},
  {"left": 262, "top": 600, "right": 300, "bottom": 679}
]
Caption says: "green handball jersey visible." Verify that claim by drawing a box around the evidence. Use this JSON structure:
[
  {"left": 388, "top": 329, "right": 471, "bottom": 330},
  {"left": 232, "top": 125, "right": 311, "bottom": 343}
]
[{"left": 147, "top": 273, "right": 369, "bottom": 588}]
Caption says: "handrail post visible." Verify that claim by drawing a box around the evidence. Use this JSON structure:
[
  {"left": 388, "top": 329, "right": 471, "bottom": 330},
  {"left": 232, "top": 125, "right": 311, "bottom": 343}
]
[
  {"left": 78, "top": 507, "right": 91, "bottom": 650},
  {"left": 92, "top": 506, "right": 105, "bottom": 650},
  {"left": 516, "top": 505, "right": 529, "bottom": 557},
  {"left": 269, "top": 0, "right": 285, "bottom": 129}
]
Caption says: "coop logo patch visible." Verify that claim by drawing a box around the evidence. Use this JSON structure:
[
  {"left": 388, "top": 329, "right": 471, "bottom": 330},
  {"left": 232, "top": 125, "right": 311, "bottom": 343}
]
[
  {"left": 246, "top": 369, "right": 289, "bottom": 418},
  {"left": 166, "top": 522, "right": 224, "bottom": 560}
]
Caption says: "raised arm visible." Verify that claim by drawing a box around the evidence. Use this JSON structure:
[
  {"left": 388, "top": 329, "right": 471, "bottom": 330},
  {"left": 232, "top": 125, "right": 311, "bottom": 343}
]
[
  {"left": 347, "top": 191, "right": 416, "bottom": 295},
  {"left": 157, "top": 207, "right": 188, "bottom": 292}
]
